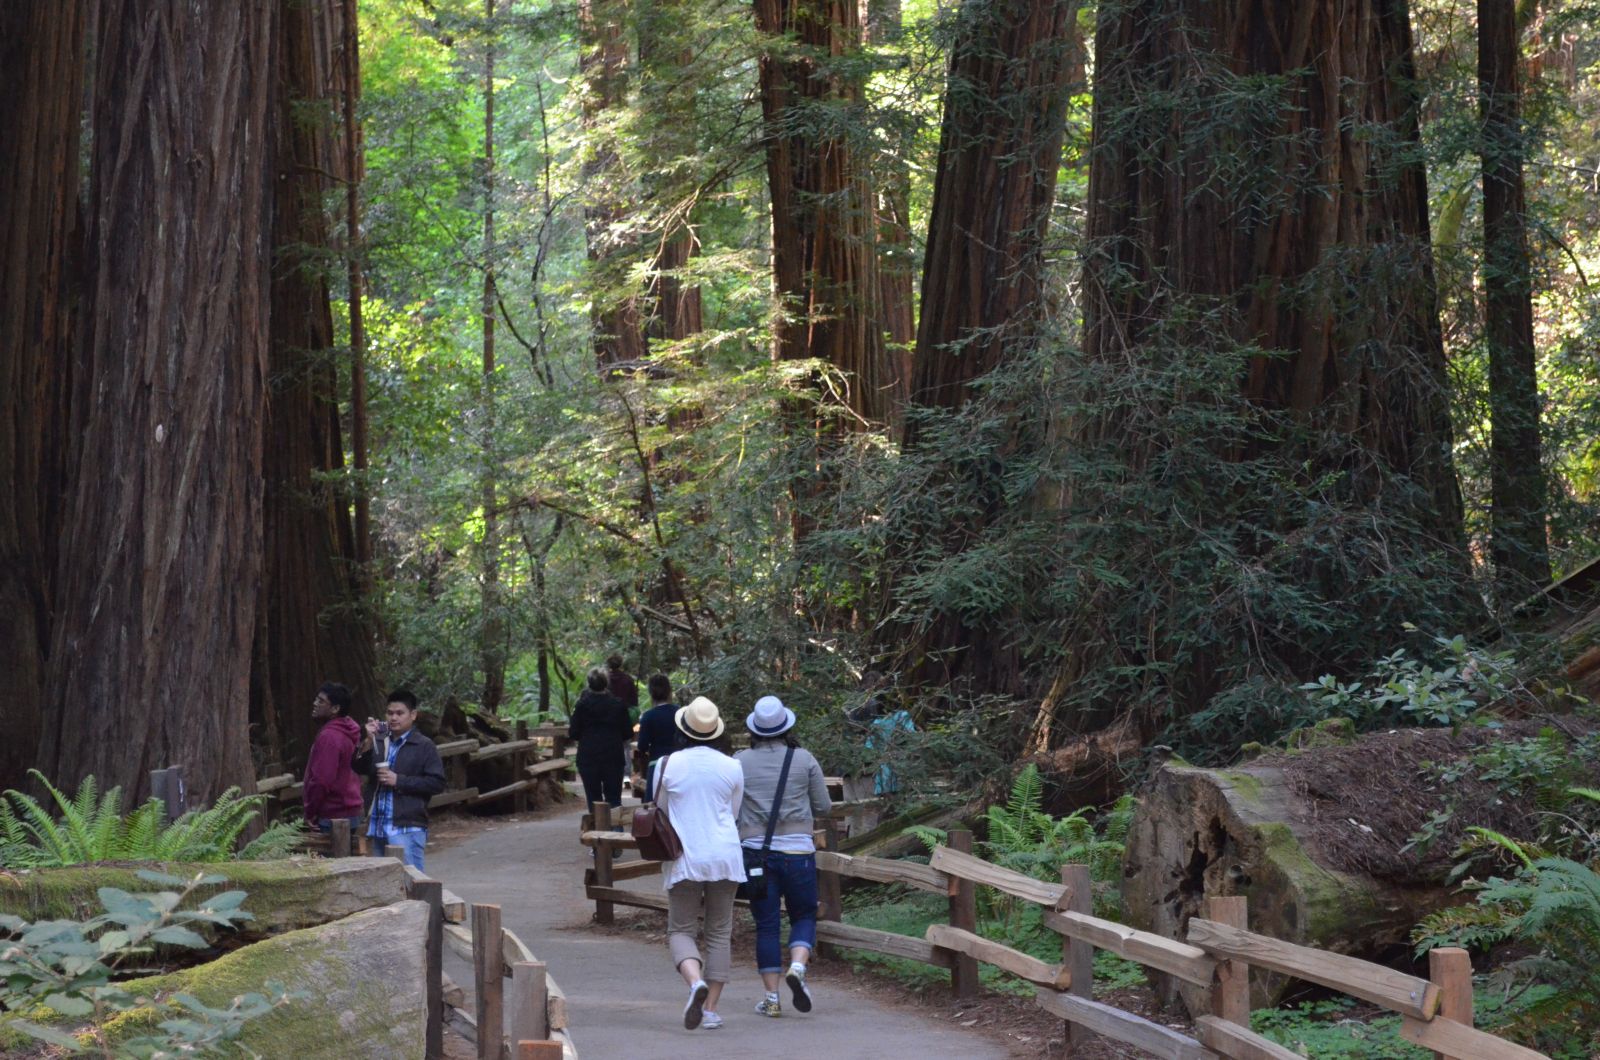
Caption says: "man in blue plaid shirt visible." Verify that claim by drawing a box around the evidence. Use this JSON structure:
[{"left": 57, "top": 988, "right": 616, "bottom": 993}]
[{"left": 361, "top": 689, "right": 446, "bottom": 870}]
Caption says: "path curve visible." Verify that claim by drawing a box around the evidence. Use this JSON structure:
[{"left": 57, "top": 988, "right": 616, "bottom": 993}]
[{"left": 427, "top": 801, "right": 1012, "bottom": 1059}]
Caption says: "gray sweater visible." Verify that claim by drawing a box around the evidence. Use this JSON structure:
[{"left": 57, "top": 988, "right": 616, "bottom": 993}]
[{"left": 735, "top": 742, "right": 832, "bottom": 841}]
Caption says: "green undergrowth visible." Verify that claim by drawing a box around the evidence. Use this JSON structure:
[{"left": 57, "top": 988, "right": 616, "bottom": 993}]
[{"left": 1252, "top": 985, "right": 1578, "bottom": 1059}]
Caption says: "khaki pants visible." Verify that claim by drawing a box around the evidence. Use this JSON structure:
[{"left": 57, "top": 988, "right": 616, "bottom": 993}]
[{"left": 667, "top": 879, "right": 739, "bottom": 983}]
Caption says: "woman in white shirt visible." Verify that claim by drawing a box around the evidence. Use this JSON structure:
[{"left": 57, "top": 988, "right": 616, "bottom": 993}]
[{"left": 655, "top": 696, "right": 745, "bottom": 1030}]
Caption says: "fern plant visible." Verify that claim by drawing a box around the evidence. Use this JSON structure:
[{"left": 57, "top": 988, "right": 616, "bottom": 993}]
[{"left": 0, "top": 770, "right": 303, "bottom": 867}]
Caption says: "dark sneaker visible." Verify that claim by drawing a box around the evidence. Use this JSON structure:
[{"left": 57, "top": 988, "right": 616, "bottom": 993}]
[
  {"left": 785, "top": 963, "right": 812, "bottom": 1013},
  {"left": 683, "top": 981, "right": 709, "bottom": 1029}
]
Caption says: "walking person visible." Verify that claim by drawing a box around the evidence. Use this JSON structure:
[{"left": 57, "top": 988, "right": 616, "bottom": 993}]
[
  {"left": 656, "top": 696, "right": 745, "bottom": 1030},
  {"left": 568, "top": 667, "right": 632, "bottom": 815},
  {"left": 358, "top": 689, "right": 446, "bottom": 870},
  {"left": 736, "top": 696, "right": 831, "bottom": 1017},
  {"left": 606, "top": 653, "right": 641, "bottom": 789},
  {"left": 635, "top": 673, "right": 682, "bottom": 800},
  {"left": 303, "top": 682, "right": 365, "bottom": 838}
]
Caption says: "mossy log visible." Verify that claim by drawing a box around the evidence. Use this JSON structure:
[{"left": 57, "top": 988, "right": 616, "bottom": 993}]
[
  {"left": 1121, "top": 762, "right": 1452, "bottom": 1012},
  {"left": 0, "top": 857, "right": 408, "bottom": 933}
]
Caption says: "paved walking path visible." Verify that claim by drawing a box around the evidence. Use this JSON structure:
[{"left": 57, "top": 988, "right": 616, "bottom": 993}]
[{"left": 426, "top": 801, "right": 1012, "bottom": 1059}]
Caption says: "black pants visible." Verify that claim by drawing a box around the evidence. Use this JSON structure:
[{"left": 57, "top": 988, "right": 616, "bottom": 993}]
[{"left": 579, "top": 760, "right": 624, "bottom": 812}]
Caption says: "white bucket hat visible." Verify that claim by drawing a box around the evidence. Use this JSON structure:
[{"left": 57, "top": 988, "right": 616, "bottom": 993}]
[
  {"left": 746, "top": 695, "right": 796, "bottom": 738},
  {"left": 675, "top": 696, "right": 725, "bottom": 741}
]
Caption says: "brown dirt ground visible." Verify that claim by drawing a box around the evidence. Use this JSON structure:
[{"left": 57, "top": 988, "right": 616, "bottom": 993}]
[{"left": 1251, "top": 714, "right": 1597, "bottom": 882}]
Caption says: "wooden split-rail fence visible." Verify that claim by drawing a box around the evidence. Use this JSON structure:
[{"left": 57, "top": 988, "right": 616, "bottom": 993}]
[
  {"left": 577, "top": 818, "right": 1548, "bottom": 1060},
  {"left": 255, "top": 723, "right": 576, "bottom": 841}
]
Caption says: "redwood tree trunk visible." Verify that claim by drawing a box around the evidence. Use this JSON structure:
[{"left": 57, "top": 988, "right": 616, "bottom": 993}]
[
  {"left": 1479, "top": 0, "right": 1550, "bottom": 597},
  {"left": 0, "top": 5, "right": 86, "bottom": 792},
  {"left": 906, "top": 0, "right": 1074, "bottom": 436},
  {"left": 581, "top": 0, "right": 648, "bottom": 367},
  {"left": 863, "top": 0, "right": 915, "bottom": 415},
  {"left": 40, "top": 0, "right": 274, "bottom": 803},
  {"left": 757, "top": 0, "right": 890, "bottom": 426},
  {"left": 252, "top": 0, "right": 379, "bottom": 769},
  {"left": 480, "top": 0, "right": 506, "bottom": 713}
]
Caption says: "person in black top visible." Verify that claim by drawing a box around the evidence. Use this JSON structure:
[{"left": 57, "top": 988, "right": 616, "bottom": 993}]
[
  {"left": 569, "top": 667, "right": 633, "bottom": 814},
  {"left": 635, "top": 673, "right": 683, "bottom": 800}
]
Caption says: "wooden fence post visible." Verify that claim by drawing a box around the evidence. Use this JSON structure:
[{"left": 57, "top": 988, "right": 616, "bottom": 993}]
[
  {"left": 162, "top": 766, "right": 186, "bottom": 820},
  {"left": 1428, "top": 947, "right": 1473, "bottom": 1060},
  {"left": 948, "top": 830, "right": 980, "bottom": 999},
  {"left": 511, "top": 960, "right": 549, "bottom": 1045},
  {"left": 514, "top": 721, "right": 530, "bottom": 814},
  {"left": 329, "top": 818, "right": 352, "bottom": 858},
  {"left": 406, "top": 876, "right": 445, "bottom": 1059},
  {"left": 817, "top": 818, "right": 843, "bottom": 959},
  {"left": 593, "top": 804, "right": 614, "bottom": 924},
  {"left": 1205, "top": 895, "right": 1250, "bottom": 1027},
  {"left": 1061, "top": 863, "right": 1095, "bottom": 1048},
  {"left": 472, "top": 904, "right": 505, "bottom": 1060}
]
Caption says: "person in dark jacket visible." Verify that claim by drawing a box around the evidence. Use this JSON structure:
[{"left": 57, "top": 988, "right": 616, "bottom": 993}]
[
  {"left": 607, "top": 653, "right": 641, "bottom": 790},
  {"left": 635, "top": 673, "right": 682, "bottom": 800},
  {"left": 358, "top": 689, "right": 446, "bottom": 870},
  {"left": 303, "top": 681, "right": 365, "bottom": 833},
  {"left": 569, "top": 667, "right": 633, "bottom": 814}
]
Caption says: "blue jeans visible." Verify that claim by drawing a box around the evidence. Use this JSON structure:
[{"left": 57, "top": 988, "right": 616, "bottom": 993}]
[
  {"left": 747, "top": 851, "right": 818, "bottom": 973},
  {"left": 372, "top": 829, "right": 428, "bottom": 871}
]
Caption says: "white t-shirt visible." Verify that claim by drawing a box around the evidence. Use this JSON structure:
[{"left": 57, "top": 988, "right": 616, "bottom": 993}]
[{"left": 656, "top": 745, "right": 747, "bottom": 890}]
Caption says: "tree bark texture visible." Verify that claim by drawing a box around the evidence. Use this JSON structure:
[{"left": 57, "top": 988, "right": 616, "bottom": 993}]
[
  {"left": 862, "top": 0, "right": 915, "bottom": 416},
  {"left": 757, "top": 0, "right": 890, "bottom": 427},
  {"left": 343, "top": 0, "right": 372, "bottom": 572},
  {"left": 1479, "top": 0, "right": 1550, "bottom": 596},
  {"left": 580, "top": 0, "right": 648, "bottom": 367},
  {"left": 40, "top": 0, "right": 275, "bottom": 803},
  {"left": 0, "top": 4, "right": 86, "bottom": 792},
  {"left": 1084, "top": 0, "right": 1462, "bottom": 526},
  {"left": 480, "top": 0, "right": 506, "bottom": 713},
  {"left": 252, "top": 0, "right": 379, "bottom": 769},
  {"left": 906, "top": 0, "right": 1074, "bottom": 435}
]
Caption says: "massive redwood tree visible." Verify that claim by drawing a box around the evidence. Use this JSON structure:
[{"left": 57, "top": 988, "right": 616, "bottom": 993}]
[
  {"left": 251, "top": 0, "right": 380, "bottom": 768},
  {"left": 38, "top": 0, "right": 275, "bottom": 802},
  {"left": 0, "top": 5, "right": 86, "bottom": 793},
  {"left": 757, "top": 0, "right": 893, "bottom": 426}
]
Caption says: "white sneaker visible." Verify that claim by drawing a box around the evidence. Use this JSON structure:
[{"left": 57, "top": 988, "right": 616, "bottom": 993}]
[
  {"left": 683, "top": 980, "right": 709, "bottom": 1029},
  {"left": 785, "top": 962, "right": 812, "bottom": 1013},
  {"left": 701, "top": 1011, "right": 724, "bottom": 1030}
]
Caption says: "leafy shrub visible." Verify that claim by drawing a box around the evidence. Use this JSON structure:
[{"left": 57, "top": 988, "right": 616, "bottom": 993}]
[
  {"left": 0, "top": 771, "right": 303, "bottom": 868},
  {"left": 1298, "top": 629, "right": 1520, "bottom": 732},
  {"left": 0, "top": 869, "right": 301, "bottom": 1056}
]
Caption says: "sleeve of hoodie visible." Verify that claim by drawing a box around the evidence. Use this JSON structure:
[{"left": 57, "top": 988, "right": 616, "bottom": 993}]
[
  {"left": 301, "top": 728, "right": 337, "bottom": 821},
  {"left": 805, "top": 751, "right": 832, "bottom": 819},
  {"left": 395, "top": 739, "right": 447, "bottom": 798}
]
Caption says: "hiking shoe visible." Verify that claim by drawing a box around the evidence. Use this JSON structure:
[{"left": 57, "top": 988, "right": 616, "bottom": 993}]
[
  {"left": 785, "top": 963, "right": 812, "bottom": 1013},
  {"left": 683, "top": 981, "right": 709, "bottom": 1029},
  {"left": 755, "top": 994, "right": 782, "bottom": 1017},
  {"left": 701, "top": 1011, "right": 724, "bottom": 1030}
]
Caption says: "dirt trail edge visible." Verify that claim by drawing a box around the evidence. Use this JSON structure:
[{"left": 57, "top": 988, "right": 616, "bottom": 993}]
[{"left": 426, "top": 801, "right": 1012, "bottom": 1059}]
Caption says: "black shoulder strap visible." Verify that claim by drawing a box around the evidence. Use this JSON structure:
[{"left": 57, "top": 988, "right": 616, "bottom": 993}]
[{"left": 760, "top": 747, "right": 796, "bottom": 854}]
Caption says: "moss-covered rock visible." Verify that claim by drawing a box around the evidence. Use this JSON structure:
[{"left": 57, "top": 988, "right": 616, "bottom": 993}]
[
  {"left": 2, "top": 900, "right": 429, "bottom": 1058},
  {"left": 0, "top": 857, "right": 407, "bottom": 933}
]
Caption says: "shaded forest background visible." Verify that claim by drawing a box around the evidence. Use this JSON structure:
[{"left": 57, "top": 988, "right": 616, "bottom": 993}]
[{"left": 2, "top": 0, "right": 1597, "bottom": 804}]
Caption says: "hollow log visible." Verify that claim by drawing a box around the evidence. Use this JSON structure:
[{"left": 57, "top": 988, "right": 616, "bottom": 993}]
[{"left": 1121, "top": 761, "right": 1453, "bottom": 1012}]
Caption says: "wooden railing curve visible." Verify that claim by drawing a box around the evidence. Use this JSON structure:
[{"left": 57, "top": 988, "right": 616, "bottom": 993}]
[{"left": 576, "top": 822, "right": 1550, "bottom": 1060}]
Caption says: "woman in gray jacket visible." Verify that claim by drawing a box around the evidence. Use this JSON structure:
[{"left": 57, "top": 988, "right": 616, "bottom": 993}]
[{"left": 735, "top": 696, "right": 832, "bottom": 1017}]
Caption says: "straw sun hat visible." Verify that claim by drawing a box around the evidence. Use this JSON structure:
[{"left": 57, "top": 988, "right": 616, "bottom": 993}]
[{"left": 674, "top": 696, "right": 726, "bottom": 741}]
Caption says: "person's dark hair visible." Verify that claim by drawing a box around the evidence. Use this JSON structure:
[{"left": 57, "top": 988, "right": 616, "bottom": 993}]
[
  {"left": 320, "top": 681, "right": 353, "bottom": 716},
  {"left": 606, "top": 653, "right": 624, "bottom": 671},
  {"left": 647, "top": 673, "right": 672, "bottom": 703},
  {"left": 586, "top": 667, "right": 608, "bottom": 692},
  {"left": 387, "top": 688, "right": 419, "bottom": 712},
  {"left": 752, "top": 732, "right": 801, "bottom": 750}
]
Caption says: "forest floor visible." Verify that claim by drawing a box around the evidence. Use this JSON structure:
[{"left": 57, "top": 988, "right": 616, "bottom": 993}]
[{"left": 424, "top": 796, "right": 1052, "bottom": 1058}]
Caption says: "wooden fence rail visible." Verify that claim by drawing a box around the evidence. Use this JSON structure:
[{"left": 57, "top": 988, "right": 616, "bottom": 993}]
[{"left": 574, "top": 819, "right": 1549, "bottom": 1060}]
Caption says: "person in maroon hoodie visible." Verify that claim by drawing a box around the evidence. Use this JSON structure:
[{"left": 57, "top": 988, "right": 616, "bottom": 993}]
[{"left": 303, "top": 682, "right": 365, "bottom": 834}]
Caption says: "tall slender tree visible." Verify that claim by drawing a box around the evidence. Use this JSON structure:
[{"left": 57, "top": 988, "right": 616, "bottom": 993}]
[
  {"left": 0, "top": 5, "right": 87, "bottom": 792},
  {"left": 252, "top": 0, "right": 380, "bottom": 769},
  {"left": 343, "top": 0, "right": 373, "bottom": 573},
  {"left": 480, "top": 0, "right": 506, "bottom": 712},
  {"left": 756, "top": 0, "right": 891, "bottom": 426},
  {"left": 1479, "top": 0, "right": 1551, "bottom": 596},
  {"left": 39, "top": 0, "right": 275, "bottom": 802}
]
